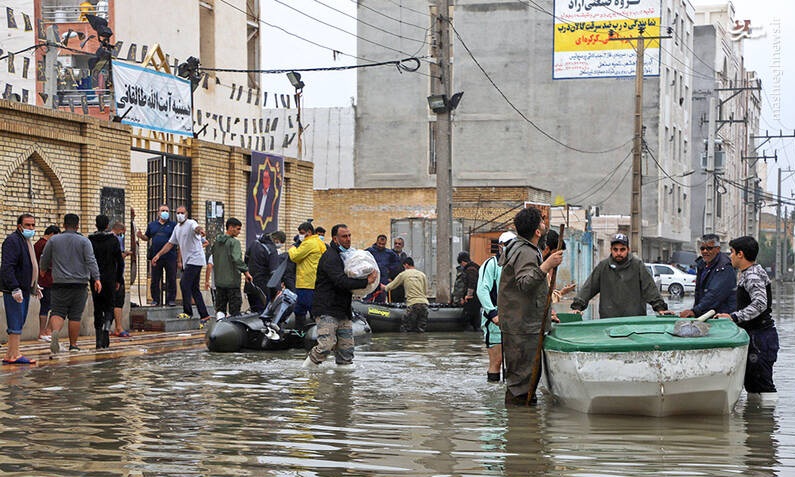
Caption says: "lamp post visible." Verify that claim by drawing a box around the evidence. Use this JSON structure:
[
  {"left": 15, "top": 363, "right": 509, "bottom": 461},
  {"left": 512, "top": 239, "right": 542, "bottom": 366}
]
[{"left": 287, "top": 71, "right": 305, "bottom": 160}]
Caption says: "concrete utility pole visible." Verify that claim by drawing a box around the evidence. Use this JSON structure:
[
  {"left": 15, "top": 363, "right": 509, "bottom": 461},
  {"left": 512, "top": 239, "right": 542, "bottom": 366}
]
[
  {"left": 431, "top": 0, "right": 453, "bottom": 303},
  {"left": 610, "top": 29, "right": 670, "bottom": 258},
  {"left": 705, "top": 96, "right": 717, "bottom": 234},
  {"left": 44, "top": 26, "right": 60, "bottom": 109},
  {"left": 630, "top": 35, "right": 644, "bottom": 256}
]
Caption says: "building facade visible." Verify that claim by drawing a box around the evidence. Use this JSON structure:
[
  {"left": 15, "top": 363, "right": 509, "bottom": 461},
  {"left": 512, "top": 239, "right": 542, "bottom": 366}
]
[
  {"left": 355, "top": 0, "right": 697, "bottom": 262},
  {"left": 690, "top": 2, "right": 763, "bottom": 245}
]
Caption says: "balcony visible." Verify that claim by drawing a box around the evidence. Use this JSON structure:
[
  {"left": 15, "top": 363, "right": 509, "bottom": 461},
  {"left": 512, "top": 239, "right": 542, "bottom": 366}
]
[{"left": 41, "top": 1, "right": 108, "bottom": 23}]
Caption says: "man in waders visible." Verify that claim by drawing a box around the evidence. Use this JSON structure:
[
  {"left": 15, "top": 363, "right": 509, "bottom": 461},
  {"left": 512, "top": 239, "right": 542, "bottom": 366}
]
[{"left": 498, "top": 208, "right": 562, "bottom": 405}]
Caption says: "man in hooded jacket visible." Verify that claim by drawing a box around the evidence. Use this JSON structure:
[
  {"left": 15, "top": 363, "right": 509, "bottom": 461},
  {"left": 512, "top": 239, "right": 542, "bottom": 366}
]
[
  {"left": 89, "top": 215, "right": 124, "bottom": 349},
  {"left": 245, "top": 232, "right": 280, "bottom": 312},
  {"left": 498, "top": 208, "right": 563, "bottom": 405},
  {"left": 570, "top": 233, "right": 669, "bottom": 318}
]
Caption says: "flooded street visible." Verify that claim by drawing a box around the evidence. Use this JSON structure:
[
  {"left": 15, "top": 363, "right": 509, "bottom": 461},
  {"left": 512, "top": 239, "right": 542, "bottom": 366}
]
[{"left": 1, "top": 288, "right": 794, "bottom": 476}]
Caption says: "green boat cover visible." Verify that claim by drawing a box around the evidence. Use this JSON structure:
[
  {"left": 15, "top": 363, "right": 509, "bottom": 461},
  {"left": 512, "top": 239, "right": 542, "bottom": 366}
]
[{"left": 544, "top": 316, "right": 749, "bottom": 353}]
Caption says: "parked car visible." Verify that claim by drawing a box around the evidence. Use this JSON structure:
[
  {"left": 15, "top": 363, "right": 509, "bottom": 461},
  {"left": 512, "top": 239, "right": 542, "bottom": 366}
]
[{"left": 645, "top": 263, "right": 696, "bottom": 297}]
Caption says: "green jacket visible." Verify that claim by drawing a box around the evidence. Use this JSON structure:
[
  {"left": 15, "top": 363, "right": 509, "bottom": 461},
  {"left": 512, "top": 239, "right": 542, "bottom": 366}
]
[
  {"left": 571, "top": 255, "right": 667, "bottom": 318},
  {"left": 212, "top": 234, "right": 248, "bottom": 288},
  {"left": 497, "top": 236, "right": 549, "bottom": 334}
]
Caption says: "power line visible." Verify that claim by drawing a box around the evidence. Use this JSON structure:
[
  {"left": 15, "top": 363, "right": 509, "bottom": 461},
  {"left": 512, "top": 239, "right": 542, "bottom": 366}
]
[
  {"left": 199, "top": 56, "right": 422, "bottom": 74},
  {"left": 643, "top": 140, "right": 707, "bottom": 188},
  {"left": 216, "top": 0, "right": 375, "bottom": 63},
  {"left": 595, "top": 161, "right": 632, "bottom": 206},
  {"left": 448, "top": 20, "right": 632, "bottom": 155},
  {"left": 268, "top": 0, "right": 429, "bottom": 61},
  {"left": 310, "top": 0, "right": 426, "bottom": 44},
  {"left": 384, "top": 0, "right": 430, "bottom": 18},
  {"left": 567, "top": 150, "right": 632, "bottom": 203},
  {"left": 350, "top": 0, "right": 429, "bottom": 31}
]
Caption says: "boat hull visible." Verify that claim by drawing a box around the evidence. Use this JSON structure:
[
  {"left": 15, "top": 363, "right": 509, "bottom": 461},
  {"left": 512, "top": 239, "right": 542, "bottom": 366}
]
[
  {"left": 206, "top": 313, "right": 372, "bottom": 353},
  {"left": 352, "top": 301, "right": 467, "bottom": 332},
  {"left": 545, "top": 346, "right": 747, "bottom": 416},
  {"left": 543, "top": 316, "right": 749, "bottom": 417}
]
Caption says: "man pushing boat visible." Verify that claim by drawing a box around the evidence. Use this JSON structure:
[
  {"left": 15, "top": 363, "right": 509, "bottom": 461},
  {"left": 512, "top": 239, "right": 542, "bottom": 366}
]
[{"left": 570, "top": 233, "right": 672, "bottom": 319}]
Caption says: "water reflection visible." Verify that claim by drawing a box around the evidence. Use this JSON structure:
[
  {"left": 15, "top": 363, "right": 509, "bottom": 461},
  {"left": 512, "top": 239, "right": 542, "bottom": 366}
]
[{"left": 0, "top": 290, "right": 792, "bottom": 475}]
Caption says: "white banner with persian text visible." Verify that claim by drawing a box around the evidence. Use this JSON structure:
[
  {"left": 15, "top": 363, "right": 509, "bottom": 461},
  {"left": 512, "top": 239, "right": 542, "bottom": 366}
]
[
  {"left": 111, "top": 60, "right": 193, "bottom": 136},
  {"left": 553, "top": 0, "right": 661, "bottom": 79}
]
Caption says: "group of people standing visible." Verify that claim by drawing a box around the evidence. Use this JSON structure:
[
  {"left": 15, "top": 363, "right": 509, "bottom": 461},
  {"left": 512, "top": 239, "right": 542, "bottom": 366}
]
[
  {"left": 1, "top": 213, "right": 132, "bottom": 364},
  {"left": 473, "top": 207, "right": 778, "bottom": 406}
]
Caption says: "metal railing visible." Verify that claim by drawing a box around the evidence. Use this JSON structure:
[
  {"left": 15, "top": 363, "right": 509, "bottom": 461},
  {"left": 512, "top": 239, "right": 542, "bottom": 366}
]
[{"left": 41, "top": 4, "right": 108, "bottom": 23}]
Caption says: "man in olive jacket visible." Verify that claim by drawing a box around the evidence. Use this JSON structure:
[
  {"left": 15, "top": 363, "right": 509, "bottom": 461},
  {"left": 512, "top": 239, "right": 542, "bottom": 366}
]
[
  {"left": 498, "top": 208, "right": 563, "bottom": 405},
  {"left": 571, "top": 233, "right": 669, "bottom": 318},
  {"left": 211, "top": 218, "right": 252, "bottom": 316}
]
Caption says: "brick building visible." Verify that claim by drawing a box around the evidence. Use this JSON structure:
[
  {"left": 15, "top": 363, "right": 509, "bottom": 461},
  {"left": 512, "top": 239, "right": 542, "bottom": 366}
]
[{"left": 0, "top": 99, "right": 313, "bottom": 341}]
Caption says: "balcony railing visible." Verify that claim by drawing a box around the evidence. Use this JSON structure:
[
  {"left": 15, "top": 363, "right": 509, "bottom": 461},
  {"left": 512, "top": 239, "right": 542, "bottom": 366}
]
[{"left": 41, "top": 3, "right": 108, "bottom": 23}]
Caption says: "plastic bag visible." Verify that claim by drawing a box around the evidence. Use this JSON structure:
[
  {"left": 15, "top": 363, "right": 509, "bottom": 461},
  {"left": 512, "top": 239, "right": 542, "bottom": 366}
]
[{"left": 342, "top": 249, "right": 379, "bottom": 296}]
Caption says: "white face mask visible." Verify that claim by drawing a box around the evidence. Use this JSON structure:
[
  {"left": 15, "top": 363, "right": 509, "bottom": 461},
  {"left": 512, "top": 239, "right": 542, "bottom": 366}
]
[
  {"left": 176, "top": 213, "right": 187, "bottom": 223},
  {"left": 275, "top": 243, "right": 284, "bottom": 250},
  {"left": 298, "top": 234, "right": 306, "bottom": 242}
]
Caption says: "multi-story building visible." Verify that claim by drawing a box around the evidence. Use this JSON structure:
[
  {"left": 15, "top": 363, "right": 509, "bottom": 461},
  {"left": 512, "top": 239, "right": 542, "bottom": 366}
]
[
  {"left": 32, "top": 0, "right": 267, "bottom": 150},
  {"left": 690, "top": 1, "right": 762, "bottom": 245},
  {"left": 354, "top": 0, "right": 696, "bottom": 262}
]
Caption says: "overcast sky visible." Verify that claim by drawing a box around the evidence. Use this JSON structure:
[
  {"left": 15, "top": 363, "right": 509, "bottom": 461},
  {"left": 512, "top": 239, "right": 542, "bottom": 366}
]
[{"left": 260, "top": 0, "right": 792, "bottom": 197}]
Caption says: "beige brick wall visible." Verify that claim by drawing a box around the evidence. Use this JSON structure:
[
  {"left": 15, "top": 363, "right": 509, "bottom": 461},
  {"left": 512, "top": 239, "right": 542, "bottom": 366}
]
[
  {"left": 0, "top": 100, "right": 315, "bottom": 341},
  {"left": 313, "top": 186, "right": 551, "bottom": 249}
]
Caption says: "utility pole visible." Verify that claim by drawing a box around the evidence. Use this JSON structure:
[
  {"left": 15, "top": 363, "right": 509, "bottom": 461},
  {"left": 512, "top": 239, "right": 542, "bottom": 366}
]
[
  {"left": 609, "top": 28, "right": 670, "bottom": 258},
  {"left": 705, "top": 96, "right": 717, "bottom": 234},
  {"left": 430, "top": 0, "right": 452, "bottom": 303},
  {"left": 630, "top": 34, "right": 644, "bottom": 256},
  {"left": 44, "top": 26, "right": 60, "bottom": 109}
]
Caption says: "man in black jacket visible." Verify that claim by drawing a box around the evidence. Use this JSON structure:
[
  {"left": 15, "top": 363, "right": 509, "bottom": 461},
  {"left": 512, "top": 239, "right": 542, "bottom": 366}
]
[
  {"left": 245, "top": 232, "right": 280, "bottom": 312},
  {"left": 303, "top": 224, "right": 377, "bottom": 367},
  {"left": 89, "top": 215, "right": 124, "bottom": 349},
  {"left": 679, "top": 234, "right": 736, "bottom": 318}
]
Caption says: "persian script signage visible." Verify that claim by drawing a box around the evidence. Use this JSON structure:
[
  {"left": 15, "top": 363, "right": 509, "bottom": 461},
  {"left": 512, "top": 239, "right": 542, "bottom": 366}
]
[{"left": 553, "top": 0, "right": 661, "bottom": 79}]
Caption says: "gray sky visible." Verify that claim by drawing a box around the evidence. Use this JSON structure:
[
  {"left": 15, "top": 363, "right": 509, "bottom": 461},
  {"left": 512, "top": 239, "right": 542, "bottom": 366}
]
[{"left": 260, "top": 0, "right": 792, "bottom": 198}]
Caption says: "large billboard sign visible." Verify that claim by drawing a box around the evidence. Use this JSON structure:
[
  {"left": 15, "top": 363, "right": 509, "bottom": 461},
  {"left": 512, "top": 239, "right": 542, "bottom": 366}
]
[
  {"left": 111, "top": 60, "right": 193, "bottom": 136},
  {"left": 553, "top": 0, "right": 661, "bottom": 79},
  {"left": 246, "top": 152, "right": 284, "bottom": 246}
]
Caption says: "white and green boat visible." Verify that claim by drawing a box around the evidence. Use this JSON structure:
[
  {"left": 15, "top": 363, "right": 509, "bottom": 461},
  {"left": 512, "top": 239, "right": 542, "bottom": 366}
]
[{"left": 543, "top": 316, "right": 749, "bottom": 417}]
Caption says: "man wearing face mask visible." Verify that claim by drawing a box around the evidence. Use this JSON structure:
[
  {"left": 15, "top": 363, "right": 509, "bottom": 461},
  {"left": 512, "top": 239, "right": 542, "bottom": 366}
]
[
  {"left": 288, "top": 222, "right": 326, "bottom": 329},
  {"left": 1, "top": 214, "right": 41, "bottom": 364},
  {"left": 137, "top": 204, "right": 177, "bottom": 306},
  {"left": 245, "top": 231, "right": 281, "bottom": 313},
  {"left": 151, "top": 206, "right": 210, "bottom": 323}
]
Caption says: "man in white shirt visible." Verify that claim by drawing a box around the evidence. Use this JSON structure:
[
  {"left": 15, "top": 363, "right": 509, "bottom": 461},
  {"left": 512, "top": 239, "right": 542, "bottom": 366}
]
[{"left": 152, "top": 206, "right": 210, "bottom": 322}]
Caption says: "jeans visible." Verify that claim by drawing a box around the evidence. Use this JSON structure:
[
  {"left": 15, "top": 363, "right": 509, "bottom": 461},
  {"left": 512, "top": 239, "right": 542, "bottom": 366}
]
[
  {"left": 180, "top": 264, "right": 209, "bottom": 318},
  {"left": 151, "top": 258, "right": 177, "bottom": 305}
]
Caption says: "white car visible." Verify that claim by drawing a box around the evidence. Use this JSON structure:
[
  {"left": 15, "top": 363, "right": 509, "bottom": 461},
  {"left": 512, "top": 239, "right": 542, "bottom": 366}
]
[{"left": 645, "top": 263, "right": 696, "bottom": 297}]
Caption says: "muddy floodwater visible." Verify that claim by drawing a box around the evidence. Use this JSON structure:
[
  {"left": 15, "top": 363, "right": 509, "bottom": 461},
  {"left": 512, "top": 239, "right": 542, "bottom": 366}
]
[{"left": 1, "top": 288, "right": 793, "bottom": 476}]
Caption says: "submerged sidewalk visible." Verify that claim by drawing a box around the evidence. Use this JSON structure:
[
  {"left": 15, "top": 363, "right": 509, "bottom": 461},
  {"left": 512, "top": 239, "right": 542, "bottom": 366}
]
[{"left": 2, "top": 329, "right": 207, "bottom": 368}]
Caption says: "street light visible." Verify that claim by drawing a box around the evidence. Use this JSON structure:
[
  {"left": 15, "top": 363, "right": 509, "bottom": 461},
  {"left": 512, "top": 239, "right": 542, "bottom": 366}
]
[
  {"left": 286, "top": 71, "right": 304, "bottom": 91},
  {"left": 287, "top": 72, "right": 305, "bottom": 159},
  {"left": 427, "top": 92, "right": 464, "bottom": 114}
]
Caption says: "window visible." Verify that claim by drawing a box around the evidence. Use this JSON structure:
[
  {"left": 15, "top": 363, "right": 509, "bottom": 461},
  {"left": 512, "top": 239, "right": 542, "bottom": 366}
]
[
  {"left": 146, "top": 153, "right": 192, "bottom": 222},
  {"left": 655, "top": 265, "right": 674, "bottom": 275}
]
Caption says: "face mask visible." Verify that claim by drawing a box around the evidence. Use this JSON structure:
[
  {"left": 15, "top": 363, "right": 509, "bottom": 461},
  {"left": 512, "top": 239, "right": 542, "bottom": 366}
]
[
  {"left": 160, "top": 211, "right": 170, "bottom": 220},
  {"left": 319, "top": 235, "right": 325, "bottom": 240},
  {"left": 275, "top": 243, "right": 284, "bottom": 250},
  {"left": 339, "top": 245, "right": 349, "bottom": 253},
  {"left": 21, "top": 229, "right": 35, "bottom": 240},
  {"left": 176, "top": 213, "right": 187, "bottom": 223},
  {"left": 118, "top": 234, "right": 124, "bottom": 239},
  {"left": 298, "top": 234, "right": 306, "bottom": 242}
]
